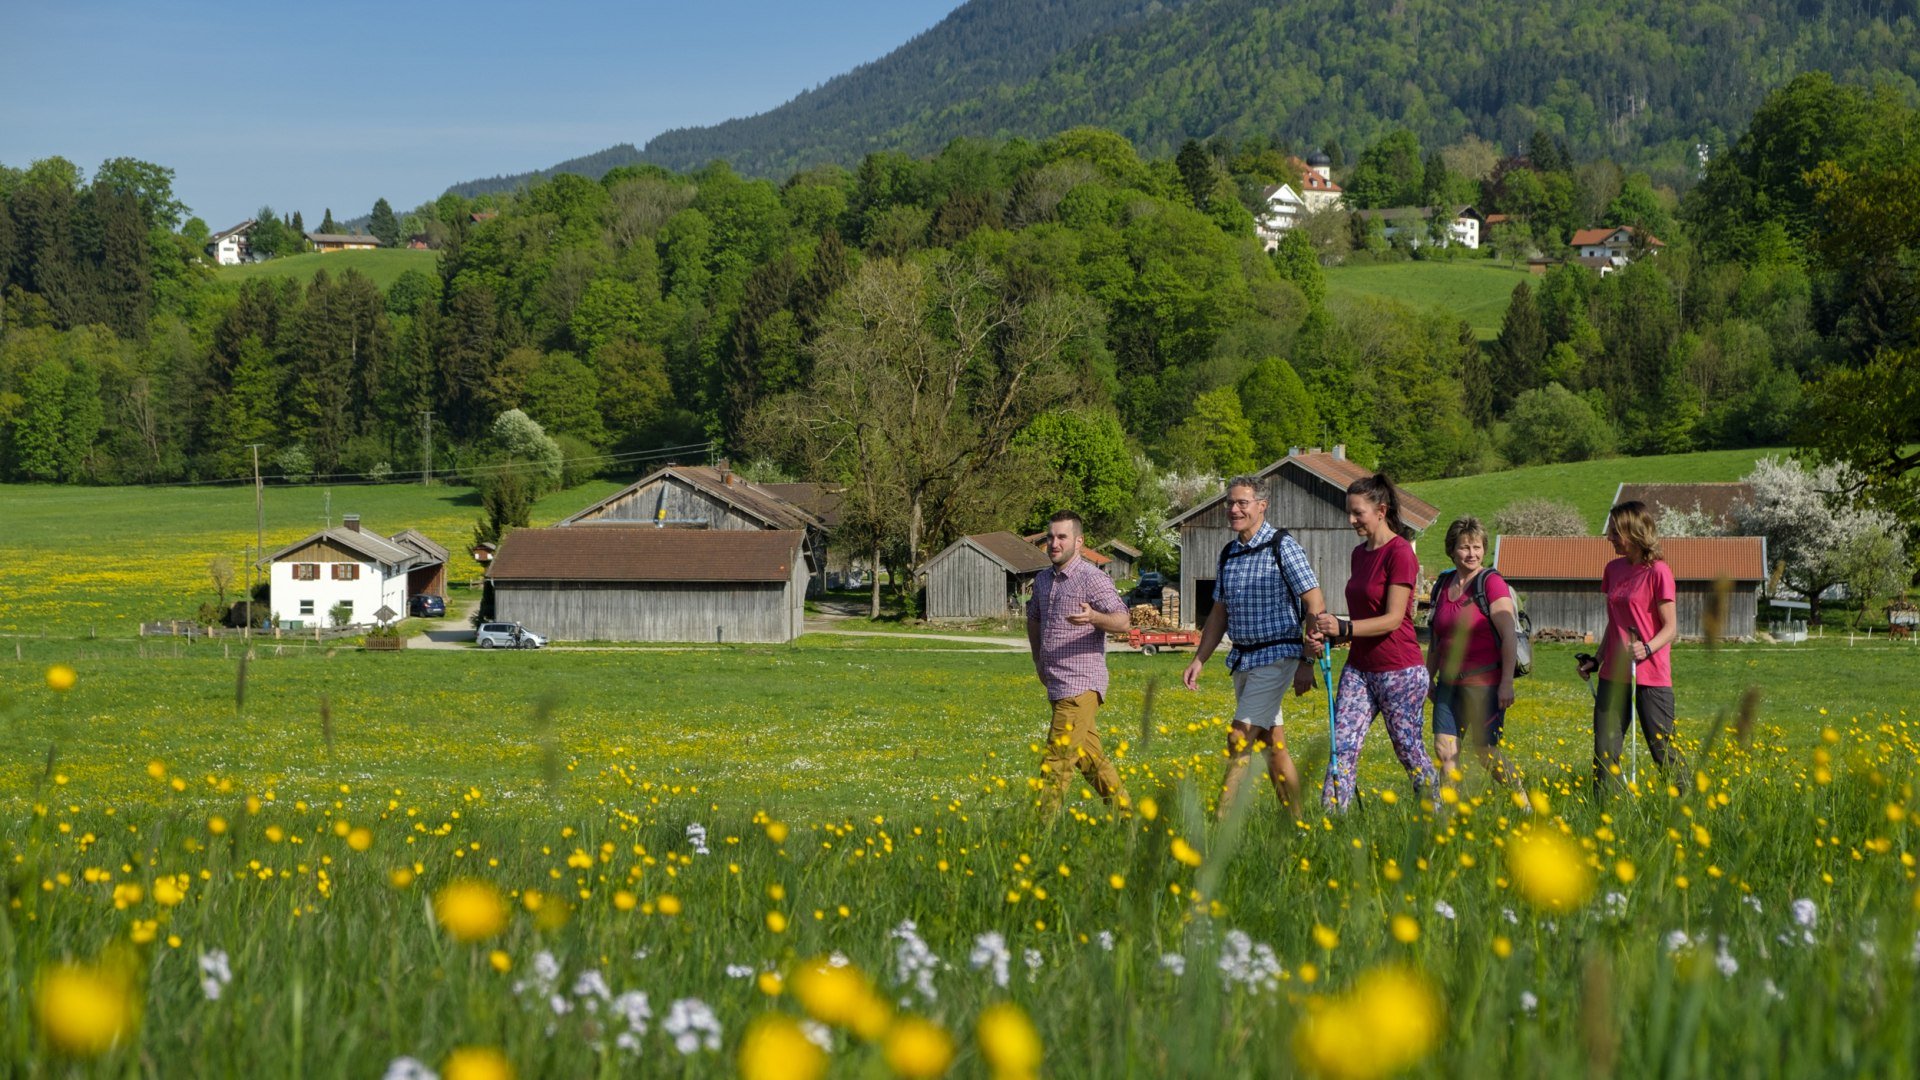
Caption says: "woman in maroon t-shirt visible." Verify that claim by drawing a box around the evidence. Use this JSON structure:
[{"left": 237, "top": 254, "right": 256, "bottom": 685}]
[
  {"left": 1578, "top": 500, "right": 1687, "bottom": 796},
  {"left": 1311, "top": 473, "right": 1438, "bottom": 810},
  {"left": 1425, "top": 517, "right": 1519, "bottom": 785}
]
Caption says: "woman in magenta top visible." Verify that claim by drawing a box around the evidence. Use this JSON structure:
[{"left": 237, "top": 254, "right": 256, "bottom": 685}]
[
  {"left": 1577, "top": 500, "right": 1687, "bottom": 795},
  {"left": 1425, "top": 517, "right": 1519, "bottom": 785},
  {"left": 1311, "top": 473, "right": 1437, "bottom": 810}
]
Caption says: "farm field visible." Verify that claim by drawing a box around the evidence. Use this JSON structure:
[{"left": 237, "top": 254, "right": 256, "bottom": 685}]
[
  {"left": 2, "top": 634, "right": 1917, "bottom": 1075},
  {"left": 218, "top": 248, "right": 439, "bottom": 290},
  {"left": 1401, "top": 448, "right": 1780, "bottom": 569},
  {"left": 1324, "top": 260, "right": 1535, "bottom": 340}
]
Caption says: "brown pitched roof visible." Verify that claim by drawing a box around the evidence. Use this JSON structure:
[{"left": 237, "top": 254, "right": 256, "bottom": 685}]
[
  {"left": 1570, "top": 226, "right": 1665, "bottom": 248},
  {"left": 1101, "top": 539, "right": 1142, "bottom": 559},
  {"left": 760, "top": 482, "right": 844, "bottom": 528},
  {"left": 305, "top": 232, "right": 382, "bottom": 246},
  {"left": 1171, "top": 450, "right": 1440, "bottom": 529},
  {"left": 561, "top": 465, "right": 821, "bottom": 531},
  {"left": 389, "top": 528, "right": 449, "bottom": 563},
  {"left": 257, "top": 524, "right": 420, "bottom": 568},
  {"left": 1493, "top": 536, "right": 1766, "bottom": 582},
  {"left": 1611, "top": 483, "right": 1755, "bottom": 530},
  {"left": 487, "top": 527, "right": 805, "bottom": 583},
  {"left": 932, "top": 531, "right": 1053, "bottom": 576}
]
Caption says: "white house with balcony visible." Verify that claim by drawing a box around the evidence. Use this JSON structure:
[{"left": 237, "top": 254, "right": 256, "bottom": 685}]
[
  {"left": 257, "top": 515, "right": 446, "bottom": 628},
  {"left": 1255, "top": 183, "right": 1308, "bottom": 249},
  {"left": 206, "top": 220, "right": 257, "bottom": 265}
]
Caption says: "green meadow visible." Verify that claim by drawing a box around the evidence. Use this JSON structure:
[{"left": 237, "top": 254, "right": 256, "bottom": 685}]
[
  {"left": 218, "top": 248, "right": 440, "bottom": 290},
  {"left": 1324, "top": 260, "right": 1534, "bottom": 340}
]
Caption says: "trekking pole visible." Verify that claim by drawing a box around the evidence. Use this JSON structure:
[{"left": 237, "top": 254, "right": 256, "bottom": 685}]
[
  {"left": 1627, "top": 627, "right": 1641, "bottom": 787},
  {"left": 1320, "top": 648, "right": 1337, "bottom": 796}
]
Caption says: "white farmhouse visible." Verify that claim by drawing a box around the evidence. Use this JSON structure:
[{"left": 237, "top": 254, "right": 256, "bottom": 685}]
[
  {"left": 1290, "top": 152, "right": 1346, "bottom": 212},
  {"left": 1356, "top": 205, "right": 1486, "bottom": 249},
  {"left": 257, "top": 515, "right": 447, "bottom": 628},
  {"left": 1255, "top": 182, "right": 1308, "bottom": 250},
  {"left": 206, "top": 220, "right": 257, "bottom": 265}
]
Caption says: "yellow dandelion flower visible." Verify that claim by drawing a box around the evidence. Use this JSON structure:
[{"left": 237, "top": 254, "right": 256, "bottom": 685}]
[
  {"left": 1492, "top": 936, "right": 1512, "bottom": 959},
  {"left": 766, "top": 910, "right": 789, "bottom": 934},
  {"left": 613, "top": 890, "right": 637, "bottom": 912},
  {"left": 389, "top": 867, "right": 416, "bottom": 889},
  {"left": 489, "top": 950, "right": 512, "bottom": 974},
  {"left": 1614, "top": 860, "right": 1636, "bottom": 884},
  {"left": 656, "top": 893, "right": 683, "bottom": 916},
  {"left": 1294, "top": 965, "right": 1442, "bottom": 1080},
  {"left": 34, "top": 962, "right": 134, "bottom": 1058},
  {"left": 433, "top": 880, "right": 509, "bottom": 943},
  {"left": 46, "top": 665, "right": 78, "bottom": 692},
  {"left": 442, "top": 1046, "right": 514, "bottom": 1080},
  {"left": 347, "top": 828, "right": 373, "bottom": 853},
  {"left": 738, "top": 1014, "right": 826, "bottom": 1080},
  {"left": 153, "top": 877, "right": 185, "bottom": 907},
  {"left": 757, "top": 970, "right": 784, "bottom": 997},
  {"left": 1137, "top": 797, "right": 1159, "bottom": 821},
  {"left": 207, "top": 816, "right": 228, "bottom": 836},
  {"left": 1170, "top": 838, "right": 1203, "bottom": 867},
  {"left": 1312, "top": 924, "right": 1339, "bottom": 950},
  {"left": 1507, "top": 828, "right": 1595, "bottom": 912},
  {"left": 794, "top": 960, "right": 887, "bottom": 1035},
  {"left": 885, "top": 1016, "right": 956, "bottom": 1079},
  {"left": 1109, "top": 873, "right": 1125, "bottom": 890},
  {"left": 765, "top": 821, "right": 791, "bottom": 844},
  {"left": 146, "top": 760, "right": 166, "bottom": 780},
  {"left": 1390, "top": 914, "right": 1419, "bottom": 944},
  {"left": 977, "top": 1001, "right": 1042, "bottom": 1079}
]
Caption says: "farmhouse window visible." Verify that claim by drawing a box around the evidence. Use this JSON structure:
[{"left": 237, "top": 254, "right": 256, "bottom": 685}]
[
  {"left": 299, "top": 600, "right": 314, "bottom": 615},
  {"left": 292, "top": 563, "right": 320, "bottom": 580},
  {"left": 331, "top": 564, "right": 361, "bottom": 581}
]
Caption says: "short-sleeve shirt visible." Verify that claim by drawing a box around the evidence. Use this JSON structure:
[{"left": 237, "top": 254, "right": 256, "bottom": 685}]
[
  {"left": 1600, "top": 557, "right": 1675, "bottom": 687},
  {"left": 1212, "top": 523, "right": 1320, "bottom": 672},
  {"left": 1345, "top": 535, "right": 1423, "bottom": 673},
  {"left": 1027, "top": 554, "right": 1127, "bottom": 702},
  {"left": 1429, "top": 569, "right": 1514, "bottom": 686}
]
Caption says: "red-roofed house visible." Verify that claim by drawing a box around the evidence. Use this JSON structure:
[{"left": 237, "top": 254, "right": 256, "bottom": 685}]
[
  {"left": 1289, "top": 153, "right": 1346, "bottom": 213},
  {"left": 486, "top": 527, "right": 808, "bottom": 641},
  {"left": 1493, "top": 535, "right": 1767, "bottom": 639},
  {"left": 1570, "top": 226, "right": 1665, "bottom": 262},
  {"left": 1169, "top": 447, "right": 1442, "bottom": 627}
]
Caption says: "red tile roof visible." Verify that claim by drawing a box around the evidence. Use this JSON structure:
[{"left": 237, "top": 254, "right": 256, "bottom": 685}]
[
  {"left": 487, "top": 527, "right": 804, "bottom": 583},
  {"left": 1570, "top": 226, "right": 1666, "bottom": 248},
  {"left": 1493, "top": 536, "right": 1766, "bottom": 582}
]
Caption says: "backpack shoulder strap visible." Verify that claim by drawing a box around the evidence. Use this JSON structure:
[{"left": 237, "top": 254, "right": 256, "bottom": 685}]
[
  {"left": 1429, "top": 568, "right": 1454, "bottom": 610},
  {"left": 1470, "top": 568, "right": 1495, "bottom": 621}
]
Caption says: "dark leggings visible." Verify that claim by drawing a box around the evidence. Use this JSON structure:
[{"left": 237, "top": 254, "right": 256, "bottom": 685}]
[{"left": 1592, "top": 679, "right": 1687, "bottom": 795}]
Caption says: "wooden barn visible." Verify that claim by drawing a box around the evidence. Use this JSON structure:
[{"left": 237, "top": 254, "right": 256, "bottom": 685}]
[
  {"left": 486, "top": 527, "right": 808, "bottom": 643},
  {"left": 1493, "top": 536, "right": 1768, "bottom": 640},
  {"left": 1169, "top": 448, "right": 1441, "bottom": 627},
  {"left": 1610, "top": 482, "right": 1756, "bottom": 533},
  {"left": 1098, "top": 540, "right": 1141, "bottom": 583},
  {"left": 561, "top": 464, "right": 829, "bottom": 593},
  {"left": 925, "top": 531, "right": 1053, "bottom": 620}
]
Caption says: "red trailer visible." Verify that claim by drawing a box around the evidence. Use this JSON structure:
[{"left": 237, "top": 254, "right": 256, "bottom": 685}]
[{"left": 1124, "top": 627, "right": 1200, "bottom": 655}]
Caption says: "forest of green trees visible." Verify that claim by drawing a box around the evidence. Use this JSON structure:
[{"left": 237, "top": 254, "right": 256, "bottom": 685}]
[{"left": 2, "top": 72, "right": 1916, "bottom": 564}]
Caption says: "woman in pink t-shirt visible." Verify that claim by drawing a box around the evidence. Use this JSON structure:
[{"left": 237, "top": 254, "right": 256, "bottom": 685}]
[
  {"left": 1577, "top": 500, "right": 1688, "bottom": 795},
  {"left": 1425, "top": 517, "right": 1519, "bottom": 785},
  {"left": 1311, "top": 473, "right": 1437, "bottom": 810}
]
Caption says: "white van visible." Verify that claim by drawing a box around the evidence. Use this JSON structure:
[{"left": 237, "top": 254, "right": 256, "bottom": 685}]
[{"left": 475, "top": 622, "right": 546, "bottom": 649}]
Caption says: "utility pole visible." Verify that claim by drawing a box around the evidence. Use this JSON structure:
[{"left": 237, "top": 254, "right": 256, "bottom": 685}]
[
  {"left": 421, "top": 410, "right": 434, "bottom": 486},
  {"left": 247, "top": 444, "right": 265, "bottom": 646}
]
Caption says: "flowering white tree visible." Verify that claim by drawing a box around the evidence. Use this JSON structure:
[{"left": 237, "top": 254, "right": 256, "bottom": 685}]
[{"left": 1735, "top": 456, "right": 1906, "bottom": 623}]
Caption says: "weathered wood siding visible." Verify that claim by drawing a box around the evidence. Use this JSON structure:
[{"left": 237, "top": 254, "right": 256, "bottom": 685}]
[
  {"left": 927, "top": 544, "right": 1020, "bottom": 619},
  {"left": 1102, "top": 553, "right": 1136, "bottom": 582},
  {"left": 1505, "top": 581, "right": 1760, "bottom": 639},
  {"left": 574, "top": 478, "right": 764, "bottom": 530},
  {"left": 495, "top": 579, "right": 801, "bottom": 642},
  {"left": 1178, "top": 468, "right": 1365, "bottom": 627}
]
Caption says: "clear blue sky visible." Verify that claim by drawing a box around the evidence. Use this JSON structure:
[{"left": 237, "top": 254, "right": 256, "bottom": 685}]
[{"left": 0, "top": 0, "right": 960, "bottom": 230}]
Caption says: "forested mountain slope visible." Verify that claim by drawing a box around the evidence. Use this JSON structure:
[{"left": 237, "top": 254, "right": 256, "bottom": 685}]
[{"left": 638, "top": 0, "right": 1918, "bottom": 182}]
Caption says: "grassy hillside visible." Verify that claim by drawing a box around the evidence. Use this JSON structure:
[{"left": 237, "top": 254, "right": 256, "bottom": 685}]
[
  {"left": 1325, "top": 259, "right": 1531, "bottom": 340},
  {"left": 1401, "top": 447, "right": 1780, "bottom": 567},
  {"left": 219, "top": 249, "right": 438, "bottom": 290},
  {"left": 0, "top": 479, "right": 625, "bottom": 635}
]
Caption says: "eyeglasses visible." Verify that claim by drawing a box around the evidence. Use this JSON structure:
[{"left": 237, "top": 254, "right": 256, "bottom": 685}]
[{"left": 1225, "top": 499, "right": 1262, "bottom": 510}]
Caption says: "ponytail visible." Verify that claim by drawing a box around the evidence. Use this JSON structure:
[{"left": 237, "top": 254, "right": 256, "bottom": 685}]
[{"left": 1348, "top": 472, "right": 1415, "bottom": 542}]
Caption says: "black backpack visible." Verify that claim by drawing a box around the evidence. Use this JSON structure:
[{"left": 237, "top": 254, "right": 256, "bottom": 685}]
[
  {"left": 1216, "top": 529, "right": 1309, "bottom": 654},
  {"left": 1427, "top": 568, "right": 1532, "bottom": 677}
]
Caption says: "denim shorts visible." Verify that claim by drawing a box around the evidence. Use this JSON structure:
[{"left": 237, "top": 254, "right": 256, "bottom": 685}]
[{"left": 1431, "top": 680, "right": 1506, "bottom": 746}]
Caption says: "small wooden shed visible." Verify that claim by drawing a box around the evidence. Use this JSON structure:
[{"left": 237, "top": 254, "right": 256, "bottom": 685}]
[
  {"left": 487, "top": 527, "right": 808, "bottom": 643},
  {"left": 1099, "top": 540, "right": 1141, "bottom": 583},
  {"left": 925, "top": 531, "right": 1053, "bottom": 620},
  {"left": 1169, "top": 448, "right": 1441, "bottom": 627},
  {"left": 1493, "top": 535, "right": 1768, "bottom": 640}
]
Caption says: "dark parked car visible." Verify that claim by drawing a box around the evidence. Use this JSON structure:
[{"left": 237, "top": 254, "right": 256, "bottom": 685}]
[
  {"left": 1132, "top": 571, "right": 1165, "bottom": 603},
  {"left": 408, "top": 594, "right": 446, "bottom": 618}
]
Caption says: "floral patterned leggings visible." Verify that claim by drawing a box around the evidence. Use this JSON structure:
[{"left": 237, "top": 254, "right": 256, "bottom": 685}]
[{"left": 1321, "top": 665, "right": 1437, "bottom": 810}]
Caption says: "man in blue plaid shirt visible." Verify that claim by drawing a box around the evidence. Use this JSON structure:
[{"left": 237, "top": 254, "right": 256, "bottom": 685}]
[{"left": 1182, "top": 475, "right": 1326, "bottom": 815}]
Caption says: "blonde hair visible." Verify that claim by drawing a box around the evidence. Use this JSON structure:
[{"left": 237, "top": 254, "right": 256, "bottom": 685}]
[
  {"left": 1444, "top": 516, "right": 1488, "bottom": 560},
  {"left": 1606, "top": 501, "right": 1664, "bottom": 564}
]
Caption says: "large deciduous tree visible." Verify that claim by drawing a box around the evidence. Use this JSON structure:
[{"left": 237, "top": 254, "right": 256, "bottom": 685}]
[{"left": 1735, "top": 456, "right": 1905, "bottom": 624}]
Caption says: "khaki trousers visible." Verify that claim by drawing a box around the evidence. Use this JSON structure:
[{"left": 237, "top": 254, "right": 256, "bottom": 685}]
[{"left": 1040, "top": 690, "right": 1129, "bottom": 811}]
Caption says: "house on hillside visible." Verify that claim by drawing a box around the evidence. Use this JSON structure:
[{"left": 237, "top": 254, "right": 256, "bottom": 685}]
[
  {"left": 1357, "top": 206, "right": 1485, "bottom": 249},
  {"left": 1494, "top": 535, "right": 1767, "bottom": 639},
  {"left": 924, "top": 532, "right": 1053, "bottom": 620},
  {"left": 486, "top": 527, "right": 808, "bottom": 642},
  {"left": 258, "top": 514, "right": 447, "bottom": 628},
  {"left": 306, "top": 232, "right": 383, "bottom": 253},
  {"left": 1570, "top": 226, "right": 1663, "bottom": 262},
  {"left": 1290, "top": 152, "right": 1346, "bottom": 212},
  {"left": 1610, "top": 482, "right": 1756, "bottom": 533},
  {"left": 1256, "top": 183, "right": 1308, "bottom": 249},
  {"left": 1169, "top": 447, "right": 1441, "bottom": 627},
  {"left": 206, "top": 220, "right": 257, "bottom": 265},
  {"left": 560, "top": 463, "right": 830, "bottom": 594}
]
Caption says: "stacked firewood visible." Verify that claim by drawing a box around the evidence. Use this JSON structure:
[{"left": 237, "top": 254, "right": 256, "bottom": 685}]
[{"left": 1129, "top": 604, "right": 1176, "bottom": 630}]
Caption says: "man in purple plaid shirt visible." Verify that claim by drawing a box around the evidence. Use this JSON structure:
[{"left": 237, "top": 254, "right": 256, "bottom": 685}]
[{"left": 1026, "top": 509, "right": 1133, "bottom": 814}]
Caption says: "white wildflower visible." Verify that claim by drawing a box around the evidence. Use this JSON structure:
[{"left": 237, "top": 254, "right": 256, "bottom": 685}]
[
  {"left": 1665, "top": 930, "right": 1693, "bottom": 953},
  {"left": 611, "top": 990, "right": 651, "bottom": 1052},
  {"left": 572, "top": 970, "right": 611, "bottom": 1012},
  {"left": 1216, "top": 929, "right": 1283, "bottom": 993},
  {"left": 663, "top": 998, "right": 722, "bottom": 1054},
  {"left": 516, "top": 951, "right": 562, "bottom": 998},
  {"left": 1858, "top": 939, "right": 1877, "bottom": 959},
  {"left": 1097, "top": 931, "right": 1115, "bottom": 952},
  {"left": 1714, "top": 937, "right": 1738, "bottom": 977},
  {"left": 1502, "top": 907, "right": 1519, "bottom": 925},
  {"left": 198, "top": 949, "right": 232, "bottom": 1001},
  {"left": 826, "top": 951, "right": 851, "bottom": 968},
  {"left": 1160, "top": 953, "right": 1186, "bottom": 977},
  {"left": 685, "top": 823, "right": 710, "bottom": 856},
  {"left": 548, "top": 993, "right": 573, "bottom": 1018},
  {"left": 1764, "top": 979, "right": 1785, "bottom": 1001},
  {"left": 382, "top": 1058, "right": 438, "bottom": 1080},
  {"left": 725, "top": 964, "right": 756, "bottom": 980},
  {"left": 969, "top": 932, "right": 1011, "bottom": 989},
  {"left": 890, "top": 919, "right": 944, "bottom": 1002},
  {"left": 1908, "top": 930, "right": 1920, "bottom": 966},
  {"left": 1791, "top": 898, "right": 1817, "bottom": 929},
  {"left": 1742, "top": 895, "right": 1764, "bottom": 914},
  {"left": 800, "top": 1020, "right": 834, "bottom": 1053},
  {"left": 1023, "top": 947, "right": 1044, "bottom": 982},
  {"left": 1604, "top": 892, "right": 1629, "bottom": 918},
  {"left": 1432, "top": 900, "right": 1457, "bottom": 921},
  {"left": 1520, "top": 991, "right": 1538, "bottom": 1015}
]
